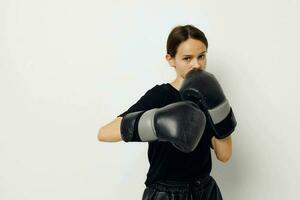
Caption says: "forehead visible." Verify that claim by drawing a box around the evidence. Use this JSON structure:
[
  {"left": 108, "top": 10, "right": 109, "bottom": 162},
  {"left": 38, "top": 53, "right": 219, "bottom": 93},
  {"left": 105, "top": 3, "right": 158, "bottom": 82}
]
[{"left": 177, "top": 38, "right": 207, "bottom": 55}]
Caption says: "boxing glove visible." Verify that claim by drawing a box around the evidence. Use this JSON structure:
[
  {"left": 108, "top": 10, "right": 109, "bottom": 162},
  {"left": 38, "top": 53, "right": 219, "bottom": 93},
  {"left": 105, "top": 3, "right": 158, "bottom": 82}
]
[
  {"left": 120, "top": 101, "right": 206, "bottom": 153},
  {"left": 179, "top": 68, "right": 237, "bottom": 139}
]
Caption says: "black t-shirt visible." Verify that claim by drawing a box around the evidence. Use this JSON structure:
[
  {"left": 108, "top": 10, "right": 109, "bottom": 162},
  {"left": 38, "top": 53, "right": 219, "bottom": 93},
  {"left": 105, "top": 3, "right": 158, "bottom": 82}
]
[{"left": 117, "top": 83, "right": 214, "bottom": 187}]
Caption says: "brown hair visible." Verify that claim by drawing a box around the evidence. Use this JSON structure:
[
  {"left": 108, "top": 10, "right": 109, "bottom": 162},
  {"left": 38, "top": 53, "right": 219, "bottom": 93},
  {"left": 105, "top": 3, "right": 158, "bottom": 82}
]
[{"left": 166, "top": 24, "right": 208, "bottom": 58}]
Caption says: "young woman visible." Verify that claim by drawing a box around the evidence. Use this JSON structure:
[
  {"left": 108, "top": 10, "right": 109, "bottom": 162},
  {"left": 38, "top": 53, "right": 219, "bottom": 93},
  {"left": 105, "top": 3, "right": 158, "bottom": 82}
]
[{"left": 98, "top": 24, "right": 234, "bottom": 200}]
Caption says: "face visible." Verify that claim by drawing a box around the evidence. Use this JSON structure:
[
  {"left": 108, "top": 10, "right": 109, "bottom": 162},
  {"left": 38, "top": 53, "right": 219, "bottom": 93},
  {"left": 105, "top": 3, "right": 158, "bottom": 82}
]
[{"left": 166, "top": 38, "right": 207, "bottom": 79}]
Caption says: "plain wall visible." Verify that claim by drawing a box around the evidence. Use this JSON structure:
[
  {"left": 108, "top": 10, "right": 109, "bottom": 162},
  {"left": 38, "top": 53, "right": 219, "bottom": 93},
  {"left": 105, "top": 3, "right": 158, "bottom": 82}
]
[{"left": 1, "top": 0, "right": 299, "bottom": 199}]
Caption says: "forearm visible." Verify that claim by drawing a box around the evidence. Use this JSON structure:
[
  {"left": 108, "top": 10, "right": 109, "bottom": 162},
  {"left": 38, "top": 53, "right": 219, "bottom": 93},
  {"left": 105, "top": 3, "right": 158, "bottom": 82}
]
[
  {"left": 98, "top": 117, "right": 122, "bottom": 142},
  {"left": 212, "top": 135, "right": 232, "bottom": 162}
]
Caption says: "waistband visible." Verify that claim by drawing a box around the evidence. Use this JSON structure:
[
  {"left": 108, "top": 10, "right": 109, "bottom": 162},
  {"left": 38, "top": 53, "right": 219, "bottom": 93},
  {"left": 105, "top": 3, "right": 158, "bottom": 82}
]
[{"left": 148, "top": 175, "right": 212, "bottom": 193}]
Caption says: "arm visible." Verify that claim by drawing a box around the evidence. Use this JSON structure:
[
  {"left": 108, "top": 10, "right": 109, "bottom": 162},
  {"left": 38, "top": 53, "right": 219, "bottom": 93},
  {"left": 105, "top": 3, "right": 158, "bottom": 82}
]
[
  {"left": 97, "top": 117, "right": 123, "bottom": 142},
  {"left": 97, "top": 86, "right": 160, "bottom": 143},
  {"left": 98, "top": 102, "right": 206, "bottom": 153},
  {"left": 211, "top": 135, "right": 232, "bottom": 163}
]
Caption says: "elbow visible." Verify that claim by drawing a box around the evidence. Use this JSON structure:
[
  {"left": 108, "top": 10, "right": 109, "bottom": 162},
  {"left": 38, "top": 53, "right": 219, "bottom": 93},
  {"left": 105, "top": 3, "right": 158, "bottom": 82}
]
[
  {"left": 217, "top": 154, "right": 231, "bottom": 163},
  {"left": 97, "top": 127, "right": 105, "bottom": 142}
]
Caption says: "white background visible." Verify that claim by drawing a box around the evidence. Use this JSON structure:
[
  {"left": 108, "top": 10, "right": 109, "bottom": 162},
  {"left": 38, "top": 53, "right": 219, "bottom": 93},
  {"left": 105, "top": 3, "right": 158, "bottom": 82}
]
[{"left": 1, "top": 0, "right": 299, "bottom": 199}]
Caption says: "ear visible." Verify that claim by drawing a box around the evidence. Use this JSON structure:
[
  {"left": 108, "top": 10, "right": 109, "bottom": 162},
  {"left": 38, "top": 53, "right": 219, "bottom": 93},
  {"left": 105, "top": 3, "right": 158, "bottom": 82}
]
[{"left": 165, "top": 54, "right": 176, "bottom": 68}]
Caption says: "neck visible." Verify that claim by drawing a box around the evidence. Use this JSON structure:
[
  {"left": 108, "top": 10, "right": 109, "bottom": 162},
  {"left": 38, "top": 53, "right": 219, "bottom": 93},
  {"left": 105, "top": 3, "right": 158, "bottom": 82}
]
[{"left": 170, "top": 76, "right": 184, "bottom": 91}]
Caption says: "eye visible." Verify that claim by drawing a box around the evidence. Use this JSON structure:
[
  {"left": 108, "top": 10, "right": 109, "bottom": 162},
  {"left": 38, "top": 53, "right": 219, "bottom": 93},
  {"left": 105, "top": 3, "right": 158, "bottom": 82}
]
[
  {"left": 199, "top": 55, "right": 206, "bottom": 59},
  {"left": 183, "top": 57, "right": 191, "bottom": 61}
]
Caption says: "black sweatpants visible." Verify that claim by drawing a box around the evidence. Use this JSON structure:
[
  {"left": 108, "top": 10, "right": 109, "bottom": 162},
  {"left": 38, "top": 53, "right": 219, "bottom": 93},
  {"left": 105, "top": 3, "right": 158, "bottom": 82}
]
[{"left": 142, "top": 176, "right": 223, "bottom": 200}]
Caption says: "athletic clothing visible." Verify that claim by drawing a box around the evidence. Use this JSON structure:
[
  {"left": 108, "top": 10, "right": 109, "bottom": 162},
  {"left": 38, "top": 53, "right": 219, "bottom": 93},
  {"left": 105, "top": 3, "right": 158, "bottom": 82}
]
[
  {"left": 142, "top": 175, "right": 223, "bottom": 200},
  {"left": 118, "top": 83, "right": 215, "bottom": 187}
]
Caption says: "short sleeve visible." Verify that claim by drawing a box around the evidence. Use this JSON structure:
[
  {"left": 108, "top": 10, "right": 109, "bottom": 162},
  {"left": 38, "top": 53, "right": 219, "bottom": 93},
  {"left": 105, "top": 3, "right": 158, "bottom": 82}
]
[
  {"left": 210, "top": 141, "right": 214, "bottom": 149},
  {"left": 117, "top": 85, "right": 166, "bottom": 118}
]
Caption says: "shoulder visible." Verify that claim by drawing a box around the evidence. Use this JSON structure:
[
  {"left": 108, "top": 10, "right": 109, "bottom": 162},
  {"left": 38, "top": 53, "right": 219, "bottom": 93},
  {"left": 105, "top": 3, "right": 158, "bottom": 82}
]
[
  {"left": 144, "top": 84, "right": 168, "bottom": 96},
  {"left": 139, "top": 84, "right": 168, "bottom": 104},
  {"left": 117, "top": 83, "right": 171, "bottom": 117}
]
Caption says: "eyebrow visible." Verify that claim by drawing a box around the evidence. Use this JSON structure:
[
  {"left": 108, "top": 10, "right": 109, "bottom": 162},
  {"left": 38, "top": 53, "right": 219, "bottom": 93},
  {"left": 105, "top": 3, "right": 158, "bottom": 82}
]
[{"left": 182, "top": 51, "right": 207, "bottom": 57}]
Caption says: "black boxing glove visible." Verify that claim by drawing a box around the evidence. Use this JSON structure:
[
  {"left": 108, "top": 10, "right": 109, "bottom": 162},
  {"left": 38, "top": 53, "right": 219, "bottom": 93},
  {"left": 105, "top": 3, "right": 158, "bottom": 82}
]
[
  {"left": 120, "top": 101, "right": 206, "bottom": 153},
  {"left": 179, "top": 68, "right": 237, "bottom": 139}
]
